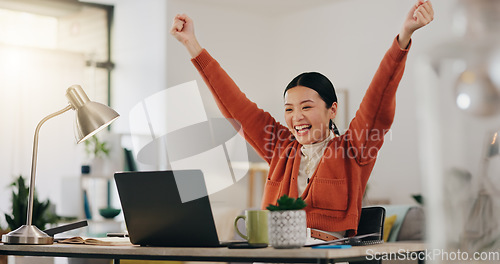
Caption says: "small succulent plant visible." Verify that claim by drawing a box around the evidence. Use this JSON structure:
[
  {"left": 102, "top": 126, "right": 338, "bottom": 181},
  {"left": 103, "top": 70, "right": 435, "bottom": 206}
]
[{"left": 266, "top": 194, "right": 307, "bottom": 211}]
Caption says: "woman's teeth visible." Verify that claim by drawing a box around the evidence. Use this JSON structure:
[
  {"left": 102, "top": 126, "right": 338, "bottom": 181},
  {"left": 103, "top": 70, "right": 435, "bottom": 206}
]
[{"left": 295, "top": 125, "right": 312, "bottom": 132}]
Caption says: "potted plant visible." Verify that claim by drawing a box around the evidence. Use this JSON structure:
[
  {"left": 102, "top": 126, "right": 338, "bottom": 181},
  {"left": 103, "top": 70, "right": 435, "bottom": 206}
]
[
  {"left": 266, "top": 195, "right": 307, "bottom": 248},
  {"left": 84, "top": 135, "right": 110, "bottom": 159},
  {"left": 83, "top": 135, "right": 111, "bottom": 177},
  {"left": 83, "top": 134, "right": 123, "bottom": 219},
  {"left": 3, "top": 175, "right": 59, "bottom": 232}
]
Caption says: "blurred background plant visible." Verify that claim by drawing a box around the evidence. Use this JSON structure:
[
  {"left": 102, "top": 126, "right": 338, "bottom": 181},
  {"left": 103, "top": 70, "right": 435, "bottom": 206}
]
[
  {"left": 4, "top": 175, "right": 59, "bottom": 231},
  {"left": 84, "top": 135, "right": 110, "bottom": 159},
  {"left": 412, "top": 194, "right": 424, "bottom": 205}
]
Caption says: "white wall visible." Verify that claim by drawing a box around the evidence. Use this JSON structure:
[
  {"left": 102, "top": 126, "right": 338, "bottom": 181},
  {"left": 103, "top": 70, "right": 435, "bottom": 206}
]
[
  {"left": 167, "top": 1, "right": 280, "bottom": 119},
  {"left": 166, "top": 0, "right": 279, "bottom": 209},
  {"left": 166, "top": 0, "right": 460, "bottom": 205},
  {"left": 110, "top": 0, "right": 168, "bottom": 135}
]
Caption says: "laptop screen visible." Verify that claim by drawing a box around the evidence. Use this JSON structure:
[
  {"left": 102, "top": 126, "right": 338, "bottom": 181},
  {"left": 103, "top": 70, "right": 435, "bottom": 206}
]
[{"left": 114, "top": 170, "right": 221, "bottom": 247}]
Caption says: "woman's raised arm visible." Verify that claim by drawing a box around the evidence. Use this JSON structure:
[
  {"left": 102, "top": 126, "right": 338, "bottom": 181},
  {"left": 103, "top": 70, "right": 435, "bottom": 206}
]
[
  {"left": 170, "top": 14, "right": 203, "bottom": 58},
  {"left": 398, "top": 0, "right": 434, "bottom": 49}
]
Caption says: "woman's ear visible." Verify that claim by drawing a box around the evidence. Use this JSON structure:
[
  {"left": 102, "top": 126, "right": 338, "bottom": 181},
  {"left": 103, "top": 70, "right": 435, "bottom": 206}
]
[{"left": 329, "top": 102, "right": 338, "bottom": 119}]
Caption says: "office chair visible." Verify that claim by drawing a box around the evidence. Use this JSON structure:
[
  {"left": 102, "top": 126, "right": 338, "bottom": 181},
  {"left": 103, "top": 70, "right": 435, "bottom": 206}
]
[
  {"left": 352, "top": 206, "right": 386, "bottom": 264},
  {"left": 357, "top": 206, "right": 385, "bottom": 242}
]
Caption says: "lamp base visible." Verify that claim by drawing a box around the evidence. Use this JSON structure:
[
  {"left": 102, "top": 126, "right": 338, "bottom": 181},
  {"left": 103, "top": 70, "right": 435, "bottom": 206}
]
[{"left": 1, "top": 225, "right": 53, "bottom": 245}]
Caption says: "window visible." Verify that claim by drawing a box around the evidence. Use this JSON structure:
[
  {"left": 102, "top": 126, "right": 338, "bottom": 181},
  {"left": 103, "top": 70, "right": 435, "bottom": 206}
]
[{"left": 0, "top": 0, "right": 113, "bottom": 221}]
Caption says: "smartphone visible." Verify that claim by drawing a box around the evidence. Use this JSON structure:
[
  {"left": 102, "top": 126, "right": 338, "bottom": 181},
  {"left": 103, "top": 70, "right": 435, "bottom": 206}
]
[{"left": 227, "top": 242, "right": 268, "bottom": 249}]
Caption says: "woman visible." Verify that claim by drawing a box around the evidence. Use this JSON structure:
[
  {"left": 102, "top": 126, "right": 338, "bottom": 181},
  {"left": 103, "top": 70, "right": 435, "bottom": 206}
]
[{"left": 171, "top": 1, "right": 434, "bottom": 239}]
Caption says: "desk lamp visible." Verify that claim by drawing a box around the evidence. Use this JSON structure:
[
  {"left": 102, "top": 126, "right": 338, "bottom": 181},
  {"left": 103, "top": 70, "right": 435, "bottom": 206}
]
[{"left": 1, "top": 85, "right": 119, "bottom": 245}]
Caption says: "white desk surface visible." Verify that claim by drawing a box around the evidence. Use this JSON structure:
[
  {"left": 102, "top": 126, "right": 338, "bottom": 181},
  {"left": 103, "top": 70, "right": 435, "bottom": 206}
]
[{"left": 0, "top": 242, "right": 426, "bottom": 263}]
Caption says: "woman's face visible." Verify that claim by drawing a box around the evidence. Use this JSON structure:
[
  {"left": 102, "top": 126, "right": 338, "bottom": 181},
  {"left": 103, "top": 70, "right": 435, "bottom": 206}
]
[{"left": 284, "top": 86, "right": 337, "bottom": 145}]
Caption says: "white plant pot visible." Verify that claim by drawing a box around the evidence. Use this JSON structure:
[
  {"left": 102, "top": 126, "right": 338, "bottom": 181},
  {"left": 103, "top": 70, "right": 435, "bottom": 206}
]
[{"left": 268, "top": 210, "right": 307, "bottom": 249}]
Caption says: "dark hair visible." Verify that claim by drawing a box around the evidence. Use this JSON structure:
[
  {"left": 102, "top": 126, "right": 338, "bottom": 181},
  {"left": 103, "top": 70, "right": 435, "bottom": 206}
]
[{"left": 284, "top": 72, "right": 340, "bottom": 136}]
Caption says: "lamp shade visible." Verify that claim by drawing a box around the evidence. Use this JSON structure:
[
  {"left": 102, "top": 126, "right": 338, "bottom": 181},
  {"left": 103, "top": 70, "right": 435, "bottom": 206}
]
[
  {"left": 66, "top": 85, "right": 119, "bottom": 143},
  {"left": 454, "top": 69, "right": 500, "bottom": 116}
]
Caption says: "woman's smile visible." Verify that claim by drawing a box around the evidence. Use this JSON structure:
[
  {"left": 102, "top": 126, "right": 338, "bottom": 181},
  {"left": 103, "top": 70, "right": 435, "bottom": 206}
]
[{"left": 284, "top": 86, "right": 336, "bottom": 145}]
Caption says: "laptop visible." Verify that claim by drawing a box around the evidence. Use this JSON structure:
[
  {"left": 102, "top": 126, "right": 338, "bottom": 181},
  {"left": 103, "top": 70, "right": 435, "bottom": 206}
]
[{"left": 114, "top": 170, "right": 229, "bottom": 247}]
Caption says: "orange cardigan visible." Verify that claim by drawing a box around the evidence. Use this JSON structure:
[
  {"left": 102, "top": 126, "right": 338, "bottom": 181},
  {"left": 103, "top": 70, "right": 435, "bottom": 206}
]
[{"left": 191, "top": 36, "right": 410, "bottom": 236}]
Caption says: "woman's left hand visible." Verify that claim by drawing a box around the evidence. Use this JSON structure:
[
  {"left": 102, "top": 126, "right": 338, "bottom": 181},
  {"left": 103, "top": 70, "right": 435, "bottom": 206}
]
[{"left": 399, "top": 0, "right": 434, "bottom": 49}]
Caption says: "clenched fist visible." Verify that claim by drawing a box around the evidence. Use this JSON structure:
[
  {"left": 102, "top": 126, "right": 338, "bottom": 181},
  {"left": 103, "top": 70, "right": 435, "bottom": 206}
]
[
  {"left": 170, "top": 14, "right": 202, "bottom": 57},
  {"left": 398, "top": 0, "right": 434, "bottom": 48}
]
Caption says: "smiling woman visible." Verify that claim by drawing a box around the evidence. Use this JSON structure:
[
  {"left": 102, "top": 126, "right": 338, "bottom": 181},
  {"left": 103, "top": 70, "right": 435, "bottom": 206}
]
[
  {"left": 284, "top": 85, "right": 336, "bottom": 145},
  {"left": 284, "top": 72, "right": 339, "bottom": 144},
  {"left": 170, "top": 0, "right": 434, "bottom": 239}
]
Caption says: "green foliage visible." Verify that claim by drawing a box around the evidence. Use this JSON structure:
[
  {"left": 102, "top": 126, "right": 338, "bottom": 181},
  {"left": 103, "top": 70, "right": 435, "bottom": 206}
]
[
  {"left": 266, "top": 195, "right": 307, "bottom": 211},
  {"left": 84, "top": 135, "right": 110, "bottom": 158},
  {"left": 412, "top": 194, "right": 424, "bottom": 205},
  {"left": 4, "top": 175, "right": 59, "bottom": 231}
]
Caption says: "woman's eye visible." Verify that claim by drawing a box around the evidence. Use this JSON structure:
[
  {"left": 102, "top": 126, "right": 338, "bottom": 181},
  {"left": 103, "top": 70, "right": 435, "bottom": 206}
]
[
  {"left": 303, "top": 106, "right": 311, "bottom": 110},
  {"left": 285, "top": 108, "right": 292, "bottom": 112}
]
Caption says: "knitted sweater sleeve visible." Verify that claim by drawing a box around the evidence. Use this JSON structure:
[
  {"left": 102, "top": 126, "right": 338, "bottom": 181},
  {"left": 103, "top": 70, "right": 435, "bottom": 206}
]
[
  {"left": 191, "top": 50, "right": 290, "bottom": 163},
  {"left": 346, "top": 36, "right": 410, "bottom": 166}
]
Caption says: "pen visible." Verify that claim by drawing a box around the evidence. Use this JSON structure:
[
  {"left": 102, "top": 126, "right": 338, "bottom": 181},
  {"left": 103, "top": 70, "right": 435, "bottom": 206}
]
[
  {"left": 312, "top": 244, "right": 352, "bottom": 249},
  {"left": 106, "top": 233, "right": 129, "bottom": 237}
]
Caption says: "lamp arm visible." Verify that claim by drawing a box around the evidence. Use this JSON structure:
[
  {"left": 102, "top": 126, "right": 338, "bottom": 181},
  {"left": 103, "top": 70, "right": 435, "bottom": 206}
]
[{"left": 27, "top": 105, "right": 73, "bottom": 226}]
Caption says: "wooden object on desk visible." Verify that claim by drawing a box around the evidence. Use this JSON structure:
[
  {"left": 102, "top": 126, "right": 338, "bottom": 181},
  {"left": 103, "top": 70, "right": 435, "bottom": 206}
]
[
  {"left": 246, "top": 162, "right": 269, "bottom": 208},
  {"left": 0, "top": 230, "right": 8, "bottom": 264}
]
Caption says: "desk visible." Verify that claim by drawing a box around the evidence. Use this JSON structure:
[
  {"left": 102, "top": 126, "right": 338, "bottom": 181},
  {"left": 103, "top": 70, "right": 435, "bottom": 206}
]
[{"left": 0, "top": 242, "right": 426, "bottom": 264}]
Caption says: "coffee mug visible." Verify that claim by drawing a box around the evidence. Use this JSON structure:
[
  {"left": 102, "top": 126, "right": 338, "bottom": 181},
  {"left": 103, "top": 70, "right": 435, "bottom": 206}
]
[{"left": 234, "top": 210, "right": 269, "bottom": 245}]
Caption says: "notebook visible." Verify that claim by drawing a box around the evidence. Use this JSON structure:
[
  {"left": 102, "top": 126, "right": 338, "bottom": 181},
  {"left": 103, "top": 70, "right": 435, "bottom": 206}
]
[{"left": 114, "top": 170, "right": 229, "bottom": 247}]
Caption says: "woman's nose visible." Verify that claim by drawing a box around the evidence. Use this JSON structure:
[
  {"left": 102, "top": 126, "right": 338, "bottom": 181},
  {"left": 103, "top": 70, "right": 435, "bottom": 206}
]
[{"left": 292, "top": 110, "right": 304, "bottom": 121}]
